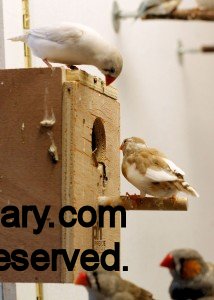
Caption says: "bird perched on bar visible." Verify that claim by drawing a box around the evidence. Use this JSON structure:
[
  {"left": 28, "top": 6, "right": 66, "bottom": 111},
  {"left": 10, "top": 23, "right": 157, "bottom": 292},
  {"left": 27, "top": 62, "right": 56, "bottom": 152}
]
[
  {"left": 9, "top": 22, "right": 123, "bottom": 86},
  {"left": 136, "top": 0, "right": 181, "bottom": 19},
  {"left": 75, "top": 269, "right": 155, "bottom": 300},
  {"left": 160, "top": 249, "right": 214, "bottom": 300},
  {"left": 120, "top": 137, "right": 199, "bottom": 199}
]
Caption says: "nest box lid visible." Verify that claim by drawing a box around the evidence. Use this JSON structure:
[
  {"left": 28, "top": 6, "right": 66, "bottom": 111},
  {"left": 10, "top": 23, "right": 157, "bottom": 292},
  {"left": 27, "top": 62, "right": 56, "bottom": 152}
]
[{"left": 64, "top": 69, "right": 118, "bottom": 100}]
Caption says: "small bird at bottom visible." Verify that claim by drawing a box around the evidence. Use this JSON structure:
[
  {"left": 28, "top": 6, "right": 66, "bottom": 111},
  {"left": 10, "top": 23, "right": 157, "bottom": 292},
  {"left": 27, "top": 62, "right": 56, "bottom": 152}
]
[
  {"left": 160, "top": 249, "right": 214, "bottom": 300},
  {"left": 75, "top": 269, "right": 155, "bottom": 300},
  {"left": 9, "top": 22, "right": 123, "bottom": 86},
  {"left": 198, "top": 298, "right": 214, "bottom": 300},
  {"left": 120, "top": 137, "right": 199, "bottom": 199}
]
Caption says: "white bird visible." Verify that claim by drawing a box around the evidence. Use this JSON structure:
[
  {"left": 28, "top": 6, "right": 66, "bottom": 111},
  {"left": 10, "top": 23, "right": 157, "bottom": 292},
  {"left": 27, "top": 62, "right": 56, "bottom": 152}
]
[{"left": 9, "top": 22, "right": 123, "bottom": 85}]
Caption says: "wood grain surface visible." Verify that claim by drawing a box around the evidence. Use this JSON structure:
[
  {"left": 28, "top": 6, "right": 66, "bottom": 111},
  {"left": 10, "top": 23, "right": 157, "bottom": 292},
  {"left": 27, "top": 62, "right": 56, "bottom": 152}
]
[
  {"left": 0, "top": 67, "right": 120, "bottom": 282},
  {"left": 62, "top": 79, "right": 120, "bottom": 282}
]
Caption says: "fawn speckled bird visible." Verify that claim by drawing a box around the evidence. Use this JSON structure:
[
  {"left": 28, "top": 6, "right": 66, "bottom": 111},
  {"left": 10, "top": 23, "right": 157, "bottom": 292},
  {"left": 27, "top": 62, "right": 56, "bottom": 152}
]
[{"left": 120, "top": 137, "right": 199, "bottom": 199}]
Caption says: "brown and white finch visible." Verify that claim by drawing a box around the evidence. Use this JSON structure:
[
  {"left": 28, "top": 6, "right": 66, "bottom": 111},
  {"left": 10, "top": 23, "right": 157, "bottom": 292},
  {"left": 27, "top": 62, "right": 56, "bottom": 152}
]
[
  {"left": 137, "top": 0, "right": 181, "bottom": 18},
  {"left": 160, "top": 249, "right": 214, "bottom": 300},
  {"left": 120, "top": 137, "right": 199, "bottom": 198},
  {"left": 9, "top": 23, "right": 123, "bottom": 85},
  {"left": 75, "top": 269, "right": 155, "bottom": 300}
]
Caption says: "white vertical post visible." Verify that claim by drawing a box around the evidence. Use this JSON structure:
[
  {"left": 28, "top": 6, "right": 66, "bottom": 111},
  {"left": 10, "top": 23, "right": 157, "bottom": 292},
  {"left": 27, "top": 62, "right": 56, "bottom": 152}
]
[
  {"left": 0, "top": 0, "right": 5, "bottom": 68},
  {"left": 2, "top": 284, "right": 17, "bottom": 300},
  {"left": 2, "top": 0, "right": 25, "bottom": 68},
  {"left": 0, "top": 284, "right": 3, "bottom": 300}
]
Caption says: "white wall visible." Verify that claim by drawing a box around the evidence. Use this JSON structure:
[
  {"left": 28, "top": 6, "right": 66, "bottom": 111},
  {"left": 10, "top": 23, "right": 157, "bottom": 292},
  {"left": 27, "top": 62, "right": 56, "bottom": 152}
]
[
  {"left": 2, "top": 0, "right": 24, "bottom": 68},
  {"left": 0, "top": 0, "right": 5, "bottom": 67},
  {"left": 2, "top": 0, "right": 214, "bottom": 299}
]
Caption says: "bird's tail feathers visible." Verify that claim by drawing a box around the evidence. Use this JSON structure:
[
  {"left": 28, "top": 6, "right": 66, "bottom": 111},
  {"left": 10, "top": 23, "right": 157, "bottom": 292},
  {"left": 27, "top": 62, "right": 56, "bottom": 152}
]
[
  {"left": 176, "top": 180, "right": 199, "bottom": 198},
  {"left": 8, "top": 33, "right": 28, "bottom": 43}
]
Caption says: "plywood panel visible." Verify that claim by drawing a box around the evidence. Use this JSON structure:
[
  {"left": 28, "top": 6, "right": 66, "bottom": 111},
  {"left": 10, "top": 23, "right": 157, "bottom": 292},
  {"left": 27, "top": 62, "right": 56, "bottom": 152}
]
[
  {"left": 0, "top": 0, "right": 5, "bottom": 68},
  {"left": 62, "top": 81, "right": 120, "bottom": 281},
  {"left": 0, "top": 68, "right": 63, "bottom": 282},
  {"left": 0, "top": 68, "right": 120, "bottom": 283}
]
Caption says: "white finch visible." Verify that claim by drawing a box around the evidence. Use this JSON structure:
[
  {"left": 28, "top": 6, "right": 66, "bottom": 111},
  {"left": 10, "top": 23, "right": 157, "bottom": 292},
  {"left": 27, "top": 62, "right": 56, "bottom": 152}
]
[
  {"left": 120, "top": 137, "right": 199, "bottom": 198},
  {"left": 137, "top": 0, "right": 180, "bottom": 18},
  {"left": 9, "top": 22, "right": 123, "bottom": 85},
  {"left": 75, "top": 269, "right": 155, "bottom": 300},
  {"left": 160, "top": 249, "right": 214, "bottom": 299}
]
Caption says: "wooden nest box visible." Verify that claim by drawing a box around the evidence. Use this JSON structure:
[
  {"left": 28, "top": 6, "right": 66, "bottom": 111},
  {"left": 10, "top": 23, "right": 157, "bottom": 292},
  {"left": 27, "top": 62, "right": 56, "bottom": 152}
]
[{"left": 0, "top": 68, "right": 120, "bottom": 282}]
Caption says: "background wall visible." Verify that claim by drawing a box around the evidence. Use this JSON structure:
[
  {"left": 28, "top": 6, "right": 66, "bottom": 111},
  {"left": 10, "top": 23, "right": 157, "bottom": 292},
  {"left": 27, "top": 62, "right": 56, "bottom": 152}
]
[
  {"left": 0, "top": 0, "right": 5, "bottom": 68},
  {"left": 1, "top": 0, "right": 214, "bottom": 299}
]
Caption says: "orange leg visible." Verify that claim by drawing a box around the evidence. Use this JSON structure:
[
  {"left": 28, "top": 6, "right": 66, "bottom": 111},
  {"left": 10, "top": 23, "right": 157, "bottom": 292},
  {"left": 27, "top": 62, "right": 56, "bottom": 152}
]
[
  {"left": 43, "top": 58, "right": 53, "bottom": 68},
  {"left": 126, "top": 192, "right": 141, "bottom": 201}
]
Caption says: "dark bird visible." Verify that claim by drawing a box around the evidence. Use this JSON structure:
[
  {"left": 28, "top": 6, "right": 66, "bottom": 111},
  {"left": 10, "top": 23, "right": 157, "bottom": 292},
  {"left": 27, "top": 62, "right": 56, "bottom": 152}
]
[
  {"left": 160, "top": 249, "right": 214, "bottom": 300},
  {"left": 75, "top": 269, "right": 155, "bottom": 300}
]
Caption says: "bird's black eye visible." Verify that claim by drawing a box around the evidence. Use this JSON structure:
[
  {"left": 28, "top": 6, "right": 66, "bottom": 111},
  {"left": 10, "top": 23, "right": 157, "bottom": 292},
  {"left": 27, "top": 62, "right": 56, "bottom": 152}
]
[
  {"left": 110, "top": 67, "right": 115, "bottom": 74},
  {"left": 179, "top": 258, "right": 185, "bottom": 265}
]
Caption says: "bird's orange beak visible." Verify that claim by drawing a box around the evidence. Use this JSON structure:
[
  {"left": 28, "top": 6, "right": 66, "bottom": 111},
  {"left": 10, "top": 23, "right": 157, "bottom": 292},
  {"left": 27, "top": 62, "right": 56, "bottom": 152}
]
[
  {"left": 105, "top": 75, "right": 116, "bottom": 86},
  {"left": 75, "top": 272, "right": 90, "bottom": 287},
  {"left": 160, "top": 254, "right": 175, "bottom": 269}
]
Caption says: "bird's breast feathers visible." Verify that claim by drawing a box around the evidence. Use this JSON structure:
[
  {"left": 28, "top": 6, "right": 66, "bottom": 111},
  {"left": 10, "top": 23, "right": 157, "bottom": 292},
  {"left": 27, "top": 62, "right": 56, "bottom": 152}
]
[{"left": 125, "top": 162, "right": 148, "bottom": 190}]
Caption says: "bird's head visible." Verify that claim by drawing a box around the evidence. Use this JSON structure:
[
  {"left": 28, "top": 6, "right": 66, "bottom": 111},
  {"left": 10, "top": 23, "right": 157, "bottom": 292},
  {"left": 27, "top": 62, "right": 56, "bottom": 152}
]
[
  {"left": 160, "top": 249, "right": 208, "bottom": 281},
  {"left": 120, "top": 137, "right": 147, "bottom": 155},
  {"left": 100, "top": 49, "right": 123, "bottom": 86},
  {"left": 75, "top": 269, "right": 120, "bottom": 296}
]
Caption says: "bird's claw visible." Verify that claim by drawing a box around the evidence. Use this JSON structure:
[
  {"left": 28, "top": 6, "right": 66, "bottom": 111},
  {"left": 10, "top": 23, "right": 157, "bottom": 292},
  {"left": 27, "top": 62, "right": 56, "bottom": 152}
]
[{"left": 126, "top": 192, "right": 141, "bottom": 201}]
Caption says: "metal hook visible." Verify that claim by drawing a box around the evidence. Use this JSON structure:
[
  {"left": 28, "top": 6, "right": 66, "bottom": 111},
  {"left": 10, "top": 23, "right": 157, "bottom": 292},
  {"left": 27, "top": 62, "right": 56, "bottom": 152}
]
[
  {"left": 177, "top": 40, "right": 214, "bottom": 65},
  {"left": 177, "top": 40, "right": 184, "bottom": 65},
  {"left": 112, "top": 1, "right": 139, "bottom": 33}
]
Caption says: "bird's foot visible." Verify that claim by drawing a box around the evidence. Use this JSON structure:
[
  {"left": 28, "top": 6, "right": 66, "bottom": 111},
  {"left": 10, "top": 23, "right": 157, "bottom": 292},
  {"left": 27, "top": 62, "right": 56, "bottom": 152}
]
[
  {"left": 170, "top": 195, "right": 177, "bottom": 205},
  {"left": 126, "top": 192, "right": 141, "bottom": 201},
  {"left": 126, "top": 193, "right": 143, "bottom": 208},
  {"left": 67, "top": 65, "right": 79, "bottom": 70},
  {"left": 43, "top": 59, "right": 53, "bottom": 69}
]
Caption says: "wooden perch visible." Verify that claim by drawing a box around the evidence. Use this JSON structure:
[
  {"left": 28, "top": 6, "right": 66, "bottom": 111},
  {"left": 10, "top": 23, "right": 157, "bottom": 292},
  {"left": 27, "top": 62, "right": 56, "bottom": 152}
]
[
  {"left": 98, "top": 195, "right": 188, "bottom": 211},
  {"left": 143, "top": 8, "right": 214, "bottom": 21}
]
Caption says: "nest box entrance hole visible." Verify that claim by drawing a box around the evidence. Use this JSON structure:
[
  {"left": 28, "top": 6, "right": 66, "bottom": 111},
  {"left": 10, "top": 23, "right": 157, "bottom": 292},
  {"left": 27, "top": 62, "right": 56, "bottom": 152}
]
[{"left": 92, "top": 118, "right": 108, "bottom": 184}]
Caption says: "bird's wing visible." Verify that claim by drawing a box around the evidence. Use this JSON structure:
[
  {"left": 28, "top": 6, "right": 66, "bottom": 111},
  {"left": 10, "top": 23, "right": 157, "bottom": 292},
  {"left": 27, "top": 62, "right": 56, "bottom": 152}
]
[
  {"left": 163, "top": 158, "right": 185, "bottom": 177},
  {"left": 145, "top": 167, "right": 178, "bottom": 182},
  {"left": 29, "top": 24, "right": 83, "bottom": 44},
  {"left": 138, "top": 289, "right": 155, "bottom": 300},
  {"left": 119, "top": 280, "right": 154, "bottom": 300},
  {"left": 133, "top": 150, "right": 179, "bottom": 182},
  {"left": 111, "top": 292, "right": 134, "bottom": 299}
]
